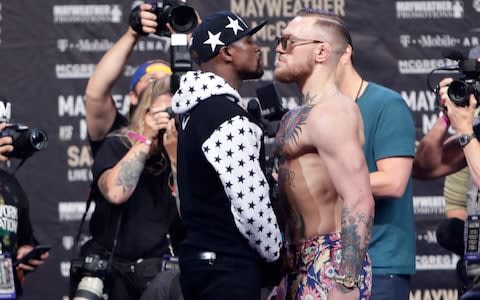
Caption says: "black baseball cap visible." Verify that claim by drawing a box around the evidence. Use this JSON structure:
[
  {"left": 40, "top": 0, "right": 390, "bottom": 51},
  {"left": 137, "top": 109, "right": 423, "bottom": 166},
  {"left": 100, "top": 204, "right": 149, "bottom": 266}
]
[{"left": 190, "top": 10, "right": 267, "bottom": 64}]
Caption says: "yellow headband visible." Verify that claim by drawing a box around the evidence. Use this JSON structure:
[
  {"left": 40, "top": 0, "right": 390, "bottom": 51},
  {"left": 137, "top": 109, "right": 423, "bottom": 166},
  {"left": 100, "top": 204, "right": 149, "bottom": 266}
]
[{"left": 145, "top": 63, "right": 172, "bottom": 75}]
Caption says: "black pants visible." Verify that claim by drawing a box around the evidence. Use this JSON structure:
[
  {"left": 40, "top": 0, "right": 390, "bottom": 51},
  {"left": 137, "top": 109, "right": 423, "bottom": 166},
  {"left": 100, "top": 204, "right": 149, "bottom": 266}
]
[
  {"left": 140, "top": 270, "right": 183, "bottom": 300},
  {"left": 109, "top": 257, "right": 165, "bottom": 300},
  {"left": 179, "top": 248, "right": 262, "bottom": 300}
]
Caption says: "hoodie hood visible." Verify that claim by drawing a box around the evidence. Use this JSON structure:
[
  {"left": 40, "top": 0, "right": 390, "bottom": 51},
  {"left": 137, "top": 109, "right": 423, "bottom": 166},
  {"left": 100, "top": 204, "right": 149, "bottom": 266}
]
[{"left": 172, "top": 71, "right": 242, "bottom": 114}]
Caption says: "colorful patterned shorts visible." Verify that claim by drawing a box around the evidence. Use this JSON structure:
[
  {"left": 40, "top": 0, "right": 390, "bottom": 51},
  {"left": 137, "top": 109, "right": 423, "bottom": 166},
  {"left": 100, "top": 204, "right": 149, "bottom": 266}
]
[{"left": 285, "top": 232, "right": 372, "bottom": 300}]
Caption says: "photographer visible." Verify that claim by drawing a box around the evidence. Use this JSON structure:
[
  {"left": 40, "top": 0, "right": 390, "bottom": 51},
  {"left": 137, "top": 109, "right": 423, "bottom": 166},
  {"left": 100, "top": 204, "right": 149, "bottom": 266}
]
[
  {"left": 81, "top": 78, "right": 181, "bottom": 300},
  {"left": 0, "top": 168, "right": 50, "bottom": 299},
  {"left": 413, "top": 78, "right": 480, "bottom": 299},
  {"left": 85, "top": 2, "right": 170, "bottom": 155},
  {"left": 413, "top": 77, "right": 480, "bottom": 183},
  {"left": 85, "top": 2, "right": 198, "bottom": 155},
  {"left": 0, "top": 126, "right": 49, "bottom": 299}
]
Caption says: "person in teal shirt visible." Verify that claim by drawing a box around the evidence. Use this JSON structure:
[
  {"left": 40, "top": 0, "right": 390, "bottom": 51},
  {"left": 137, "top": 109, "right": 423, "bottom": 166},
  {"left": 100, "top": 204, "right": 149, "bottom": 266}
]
[{"left": 336, "top": 24, "right": 416, "bottom": 300}]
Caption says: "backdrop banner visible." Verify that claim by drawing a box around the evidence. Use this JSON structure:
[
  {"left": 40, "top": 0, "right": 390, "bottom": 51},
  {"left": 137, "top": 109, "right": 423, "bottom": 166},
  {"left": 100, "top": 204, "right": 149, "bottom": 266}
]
[{"left": 0, "top": 0, "right": 478, "bottom": 299}]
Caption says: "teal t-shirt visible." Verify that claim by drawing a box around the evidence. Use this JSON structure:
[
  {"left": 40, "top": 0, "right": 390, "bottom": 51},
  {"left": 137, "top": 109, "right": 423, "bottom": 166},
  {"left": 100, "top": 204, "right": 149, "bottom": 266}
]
[{"left": 357, "top": 82, "right": 416, "bottom": 275}]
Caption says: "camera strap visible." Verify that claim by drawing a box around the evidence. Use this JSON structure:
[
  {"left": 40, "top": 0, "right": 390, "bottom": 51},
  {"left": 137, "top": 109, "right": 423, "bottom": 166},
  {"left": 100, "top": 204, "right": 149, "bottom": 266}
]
[
  {"left": 74, "top": 184, "right": 96, "bottom": 248},
  {"left": 6, "top": 157, "right": 29, "bottom": 177},
  {"left": 74, "top": 185, "right": 123, "bottom": 261}
]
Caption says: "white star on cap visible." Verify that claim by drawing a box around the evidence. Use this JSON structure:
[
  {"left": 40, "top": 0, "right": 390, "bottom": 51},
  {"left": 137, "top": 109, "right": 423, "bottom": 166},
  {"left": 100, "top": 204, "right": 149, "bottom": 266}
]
[
  {"left": 225, "top": 16, "right": 244, "bottom": 35},
  {"left": 203, "top": 31, "right": 225, "bottom": 52}
]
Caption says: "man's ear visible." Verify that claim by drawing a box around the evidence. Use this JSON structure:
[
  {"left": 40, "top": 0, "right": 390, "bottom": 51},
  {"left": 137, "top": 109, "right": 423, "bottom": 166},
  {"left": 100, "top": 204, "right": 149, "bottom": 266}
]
[
  {"left": 314, "top": 43, "right": 330, "bottom": 63},
  {"left": 219, "top": 46, "right": 233, "bottom": 63}
]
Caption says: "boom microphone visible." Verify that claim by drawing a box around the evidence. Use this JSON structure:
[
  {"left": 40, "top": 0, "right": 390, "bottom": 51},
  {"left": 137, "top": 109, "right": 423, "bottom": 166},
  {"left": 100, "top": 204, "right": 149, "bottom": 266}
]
[
  {"left": 247, "top": 98, "right": 262, "bottom": 121},
  {"left": 247, "top": 99, "right": 277, "bottom": 138}
]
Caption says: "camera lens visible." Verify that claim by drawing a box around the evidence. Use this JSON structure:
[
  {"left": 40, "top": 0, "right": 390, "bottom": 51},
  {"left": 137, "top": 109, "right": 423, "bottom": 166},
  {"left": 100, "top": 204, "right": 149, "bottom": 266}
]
[
  {"left": 29, "top": 129, "right": 48, "bottom": 151},
  {"left": 73, "top": 276, "right": 103, "bottom": 300},
  {"left": 170, "top": 6, "right": 197, "bottom": 33},
  {"left": 448, "top": 80, "right": 470, "bottom": 106}
]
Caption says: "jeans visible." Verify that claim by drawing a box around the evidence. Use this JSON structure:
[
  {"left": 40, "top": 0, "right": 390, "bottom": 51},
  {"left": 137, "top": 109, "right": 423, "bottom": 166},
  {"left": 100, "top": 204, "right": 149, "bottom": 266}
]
[
  {"left": 179, "top": 248, "right": 262, "bottom": 300},
  {"left": 370, "top": 274, "right": 411, "bottom": 300}
]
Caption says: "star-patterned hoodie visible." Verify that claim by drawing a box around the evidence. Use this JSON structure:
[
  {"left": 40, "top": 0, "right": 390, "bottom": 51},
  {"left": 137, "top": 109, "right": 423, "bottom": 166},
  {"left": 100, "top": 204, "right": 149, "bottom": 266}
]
[{"left": 172, "top": 71, "right": 282, "bottom": 262}]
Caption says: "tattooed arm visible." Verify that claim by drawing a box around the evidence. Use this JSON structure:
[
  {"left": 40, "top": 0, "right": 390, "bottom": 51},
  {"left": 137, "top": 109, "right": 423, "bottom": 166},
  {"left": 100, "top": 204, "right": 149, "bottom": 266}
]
[
  {"left": 97, "top": 142, "right": 151, "bottom": 204},
  {"left": 309, "top": 99, "right": 374, "bottom": 285}
]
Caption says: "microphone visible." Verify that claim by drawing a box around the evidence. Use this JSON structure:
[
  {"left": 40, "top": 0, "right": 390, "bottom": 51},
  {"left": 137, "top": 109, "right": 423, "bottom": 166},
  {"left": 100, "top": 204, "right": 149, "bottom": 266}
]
[
  {"left": 247, "top": 99, "right": 277, "bottom": 138},
  {"left": 435, "top": 217, "right": 465, "bottom": 256},
  {"left": 247, "top": 98, "right": 262, "bottom": 121}
]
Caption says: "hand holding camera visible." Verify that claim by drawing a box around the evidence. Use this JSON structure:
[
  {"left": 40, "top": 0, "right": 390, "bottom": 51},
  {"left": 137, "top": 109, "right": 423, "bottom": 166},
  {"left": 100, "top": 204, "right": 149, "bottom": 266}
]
[
  {"left": 0, "top": 122, "right": 14, "bottom": 161},
  {"left": 0, "top": 124, "right": 48, "bottom": 159},
  {"left": 144, "top": 106, "right": 174, "bottom": 142},
  {"left": 129, "top": 0, "right": 198, "bottom": 37},
  {"left": 438, "top": 77, "right": 478, "bottom": 135},
  {"left": 444, "top": 92, "right": 477, "bottom": 135},
  {"left": 129, "top": 3, "right": 160, "bottom": 36},
  {"left": 162, "top": 116, "right": 178, "bottom": 164}
]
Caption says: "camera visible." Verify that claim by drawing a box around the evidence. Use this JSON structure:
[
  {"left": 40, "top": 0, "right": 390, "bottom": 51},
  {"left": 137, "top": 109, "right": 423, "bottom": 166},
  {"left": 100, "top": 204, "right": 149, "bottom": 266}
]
[
  {"left": 130, "top": 0, "right": 198, "bottom": 37},
  {"left": 70, "top": 254, "right": 110, "bottom": 300},
  {"left": 439, "top": 47, "right": 480, "bottom": 106},
  {"left": 0, "top": 124, "right": 48, "bottom": 159},
  {"left": 158, "top": 106, "right": 176, "bottom": 140},
  {"left": 446, "top": 51, "right": 480, "bottom": 107}
]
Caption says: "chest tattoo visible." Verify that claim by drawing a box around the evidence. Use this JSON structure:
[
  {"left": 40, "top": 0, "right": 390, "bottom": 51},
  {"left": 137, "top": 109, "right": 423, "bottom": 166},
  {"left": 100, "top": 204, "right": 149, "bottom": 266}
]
[{"left": 275, "top": 105, "right": 313, "bottom": 147}]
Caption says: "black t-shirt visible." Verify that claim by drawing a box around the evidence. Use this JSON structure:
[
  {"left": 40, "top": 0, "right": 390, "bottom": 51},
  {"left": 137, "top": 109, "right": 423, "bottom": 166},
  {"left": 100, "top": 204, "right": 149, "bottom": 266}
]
[
  {"left": 0, "top": 169, "right": 35, "bottom": 255},
  {"left": 0, "top": 169, "right": 36, "bottom": 295},
  {"left": 89, "top": 111, "right": 128, "bottom": 157},
  {"left": 90, "top": 135, "right": 179, "bottom": 260}
]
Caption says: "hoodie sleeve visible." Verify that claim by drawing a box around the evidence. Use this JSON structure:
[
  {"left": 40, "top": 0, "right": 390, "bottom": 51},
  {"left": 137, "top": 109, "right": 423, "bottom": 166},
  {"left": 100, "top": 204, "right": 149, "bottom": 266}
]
[{"left": 201, "top": 115, "right": 282, "bottom": 262}]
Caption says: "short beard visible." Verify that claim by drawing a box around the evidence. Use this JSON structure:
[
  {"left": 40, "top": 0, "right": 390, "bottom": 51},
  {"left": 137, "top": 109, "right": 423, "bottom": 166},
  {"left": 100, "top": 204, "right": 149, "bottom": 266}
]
[
  {"left": 240, "top": 65, "right": 264, "bottom": 80},
  {"left": 274, "top": 67, "right": 295, "bottom": 83}
]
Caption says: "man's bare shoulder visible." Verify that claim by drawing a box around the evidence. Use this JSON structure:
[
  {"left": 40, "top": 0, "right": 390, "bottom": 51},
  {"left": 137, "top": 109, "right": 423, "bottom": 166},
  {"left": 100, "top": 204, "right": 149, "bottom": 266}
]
[
  {"left": 306, "top": 94, "right": 362, "bottom": 145},
  {"left": 308, "top": 94, "right": 359, "bottom": 126}
]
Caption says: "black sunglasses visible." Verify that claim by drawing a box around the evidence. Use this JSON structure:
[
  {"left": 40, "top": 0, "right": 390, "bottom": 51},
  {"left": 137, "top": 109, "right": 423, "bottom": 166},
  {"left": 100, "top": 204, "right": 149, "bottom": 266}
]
[{"left": 275, "top": 35, "right": 323, "bottom": 51}]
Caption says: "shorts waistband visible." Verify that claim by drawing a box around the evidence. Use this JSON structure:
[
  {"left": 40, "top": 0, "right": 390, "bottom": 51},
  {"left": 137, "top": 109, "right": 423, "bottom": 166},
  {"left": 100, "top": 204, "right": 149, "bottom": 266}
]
[{"left": 287, "top": 232, "right": 341, "bottom": 254}]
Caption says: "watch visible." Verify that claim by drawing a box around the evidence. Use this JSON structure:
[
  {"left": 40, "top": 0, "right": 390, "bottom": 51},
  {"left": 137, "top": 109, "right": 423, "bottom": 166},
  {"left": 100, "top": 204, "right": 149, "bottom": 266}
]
[
  {"left": 333, "top": 274, "right": 359, "bottom": 289},
  {"left": 459, "top": 133, "right": 475, "bottom": 148}
]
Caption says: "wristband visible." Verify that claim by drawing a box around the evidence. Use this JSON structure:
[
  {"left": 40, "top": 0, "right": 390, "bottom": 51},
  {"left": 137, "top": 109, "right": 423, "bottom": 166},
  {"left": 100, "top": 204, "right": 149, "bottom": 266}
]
[
  {"left": 127, "top": 131, "right": 152, "bottom": 146},
  {"left": 440, "top": 114, "right": 450, "bottom": 128}
]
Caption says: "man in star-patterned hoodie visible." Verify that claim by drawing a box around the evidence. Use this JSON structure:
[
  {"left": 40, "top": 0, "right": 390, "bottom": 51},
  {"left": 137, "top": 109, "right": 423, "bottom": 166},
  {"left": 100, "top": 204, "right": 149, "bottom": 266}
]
[{"left": 171, "top": 10, "right": 283, "bottom": 300}]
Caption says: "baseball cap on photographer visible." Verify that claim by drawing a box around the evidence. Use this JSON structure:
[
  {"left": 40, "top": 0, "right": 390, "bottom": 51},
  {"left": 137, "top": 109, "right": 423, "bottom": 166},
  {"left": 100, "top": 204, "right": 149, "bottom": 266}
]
[
  {"left": 190, "top": 10, "right": 268, "bottom": 64},
  {"left": 129, "top": 60, "right": 172, "bottom": 92}
]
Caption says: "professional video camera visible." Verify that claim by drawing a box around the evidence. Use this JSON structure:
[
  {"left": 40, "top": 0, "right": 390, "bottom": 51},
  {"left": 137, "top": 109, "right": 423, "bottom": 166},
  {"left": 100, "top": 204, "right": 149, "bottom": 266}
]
[
  {"left": 129, "top": 0, "right": 198, "bottom": 37},
  {"left": 0, "top": 124, "right": 48, "bottom": 159},
  {"left": 70, "top": 254, "right": 111, "bottom": 300},
  {"left": 427, "top": 48, "right": 480, "bottom": 108},
  {"left": 447, "top": 52, "right": 480, "bottom": 107}
]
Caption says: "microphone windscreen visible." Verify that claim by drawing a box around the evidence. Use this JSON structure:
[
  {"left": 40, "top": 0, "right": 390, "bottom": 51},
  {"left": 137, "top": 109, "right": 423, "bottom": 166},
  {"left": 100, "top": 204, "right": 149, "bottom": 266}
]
[
  {"left": 436, "top": 217, "right": 465, "bottom": 256},
  {"left": 247, "top": 99, "right": 262, "bottom": 120}
]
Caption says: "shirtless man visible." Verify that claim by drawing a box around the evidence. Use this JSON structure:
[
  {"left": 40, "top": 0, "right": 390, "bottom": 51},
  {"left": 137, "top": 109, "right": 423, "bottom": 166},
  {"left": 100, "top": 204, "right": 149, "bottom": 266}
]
[{"left": 273, "top": 9, "right": 375, "bottom": 299}]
